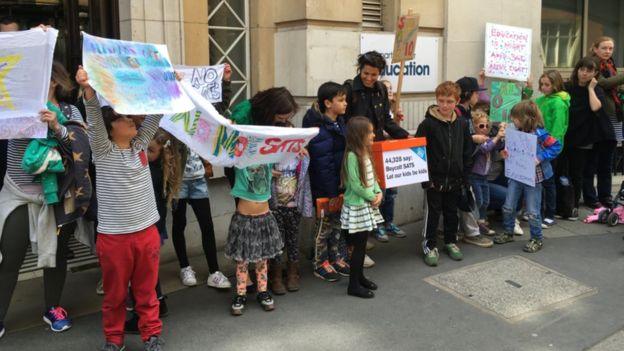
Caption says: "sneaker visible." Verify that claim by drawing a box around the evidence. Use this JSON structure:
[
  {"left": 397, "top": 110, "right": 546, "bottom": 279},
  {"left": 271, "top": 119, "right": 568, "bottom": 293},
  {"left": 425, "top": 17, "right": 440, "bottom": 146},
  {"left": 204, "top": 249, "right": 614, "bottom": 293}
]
[
  {"left": 568, "top": 208, "right": 579, "bottom": 221},
  {"left": 520, "top": 212, "right": 529, "bottom": 222},
  {"left": 365, "top": 240, "right": 375, "bottom": 251},
  {"left": 444, "top": 243, "right": 463, "bottom": 261},
  {"left": 514, "top": 219, "right": 524, "bottom": 236},
  {"left": 523, "top": 238, "right": 544, "bottom": 253},
  {"left": 179, "top": 266, "right": 197, "bottom": 287},
  {"left": 101, "top": 342, "right": 125, "bottom": 351},
  {"left": 463, "top": 234, "right": 493, "bottom": 248},
  {"left": 543, "top": 218, "right": 555, "bottom": 228},
  {"left": 424, "top": 248, "right": 439, "bottom": 267},
  {"left": 207, "top": 271, "right": 232, "bottom": 289},
  {"left": 0, "top": 321, "right": 5, "bottom": 339},
  {"left": 493, "top": 232, "right": 515, "bottom": 244},
  {"left": 313, "top": 261, "right": 340, "bottom": 282},
  {"left": 43, "top": 306, "right": 72, "bottom": 332},
  {"left": 478, "top": 222, "right": 495, "bottom": 236},
  {"left": 256, "top": 291, "right": 275, "bottom": 311},
  {"left": 363, "top": 254, "right": 375, "bottom": 268},
  {"left": 385, "top": 223, "right": 407, "bottom": 238},
  {"left": 373, "top": 227, "right": 389, "bottom": 242},
  {"left": 333, "top": 260, "right": 350, "bottom": 277},
  {"left": 231, "top": 295, "right": 247, "bottom": 316},
  {"left": 144, "top": 335, "right": 164, "bottom": 351},
  {"left": 124, "top": 312, "right": 139, "bottom": 334},
  {"left": 96, "top": 278, "right": 104, "bottom": 295}
]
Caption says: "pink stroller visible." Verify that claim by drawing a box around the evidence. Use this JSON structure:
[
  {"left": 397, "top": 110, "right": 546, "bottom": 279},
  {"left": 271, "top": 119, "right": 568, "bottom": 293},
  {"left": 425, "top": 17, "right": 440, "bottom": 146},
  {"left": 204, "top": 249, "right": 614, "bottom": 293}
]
[{"left": 583, "top": 181, "right": 624, "bottom": 226}]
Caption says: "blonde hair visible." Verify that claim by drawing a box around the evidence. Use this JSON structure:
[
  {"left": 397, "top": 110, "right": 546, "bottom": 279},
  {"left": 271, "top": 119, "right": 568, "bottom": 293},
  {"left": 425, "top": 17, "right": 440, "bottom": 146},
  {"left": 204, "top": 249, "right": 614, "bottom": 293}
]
[
  {"left": 471, "top": 110, "right": 489, "bottom": 125},
  {"left": 152, "top": 129, "right": 185, "bottom": 205}
]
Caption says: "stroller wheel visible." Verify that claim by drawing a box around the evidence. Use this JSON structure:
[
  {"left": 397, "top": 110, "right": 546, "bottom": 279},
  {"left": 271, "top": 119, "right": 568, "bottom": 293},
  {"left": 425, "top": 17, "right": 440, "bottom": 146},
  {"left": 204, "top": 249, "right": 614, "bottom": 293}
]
[
  {"left": 607, "top": 212, "right": 619, "bottom": 227},
  {"left": 598, "top": 209, "right": 610, "bottom": 223}
]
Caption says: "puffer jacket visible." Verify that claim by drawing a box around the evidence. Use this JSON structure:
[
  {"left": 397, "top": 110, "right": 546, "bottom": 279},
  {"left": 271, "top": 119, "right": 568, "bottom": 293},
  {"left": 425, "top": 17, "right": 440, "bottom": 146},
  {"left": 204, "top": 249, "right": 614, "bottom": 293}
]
[
  {"left": 302, "top": 103, "right": 346, "bottom": 200},
  {"left": 536, "top": 91, "right": 570, "bottom": 146}
]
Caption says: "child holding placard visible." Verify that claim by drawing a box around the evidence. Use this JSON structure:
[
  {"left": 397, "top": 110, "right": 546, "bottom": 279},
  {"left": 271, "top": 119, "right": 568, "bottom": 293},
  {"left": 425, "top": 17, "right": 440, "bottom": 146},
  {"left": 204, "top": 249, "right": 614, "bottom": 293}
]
[{"left": 493, "top": 101, "right": 561, "bottom": 253}]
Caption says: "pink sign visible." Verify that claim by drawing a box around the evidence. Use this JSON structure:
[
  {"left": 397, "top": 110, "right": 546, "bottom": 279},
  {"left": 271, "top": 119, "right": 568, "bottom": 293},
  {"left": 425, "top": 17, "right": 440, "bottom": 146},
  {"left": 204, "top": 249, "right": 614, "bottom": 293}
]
[{"left": 484, "top": 23, "right": 532, "bottom": 81}]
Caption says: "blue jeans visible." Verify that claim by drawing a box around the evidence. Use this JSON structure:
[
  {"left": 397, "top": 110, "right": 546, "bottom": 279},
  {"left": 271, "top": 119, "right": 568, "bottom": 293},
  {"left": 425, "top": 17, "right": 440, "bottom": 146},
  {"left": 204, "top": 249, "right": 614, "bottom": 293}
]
[
  {"left": 469, "top": 174, "right": 489, "bottom": 220},
  {"left": 177, "top": 178, "right": 210, "bottom": 199},
  {"left": 380, "top": 187, "right": 398, "bottom": 224},
  {"left": 503, "top": 179, "right": 543, "bottom": 240},
  {"left": 542, "top": 175, "right": 556, "bottom": 219}
]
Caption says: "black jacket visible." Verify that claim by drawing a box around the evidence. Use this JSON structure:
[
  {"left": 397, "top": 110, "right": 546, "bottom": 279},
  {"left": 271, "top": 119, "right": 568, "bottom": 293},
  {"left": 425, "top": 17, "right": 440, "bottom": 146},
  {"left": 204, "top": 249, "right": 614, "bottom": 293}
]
[
  {"left": 302, "top": 103, "right": 346, "bottom": 200},
  {"left": 344, "top": 76, "right": 409, "bottom": 141},
  {"left": 565, "top": 82, "right": 615, "bottom": 147},
  {"left": 415, "top": 105, "right": 473, "bottom": 191}
]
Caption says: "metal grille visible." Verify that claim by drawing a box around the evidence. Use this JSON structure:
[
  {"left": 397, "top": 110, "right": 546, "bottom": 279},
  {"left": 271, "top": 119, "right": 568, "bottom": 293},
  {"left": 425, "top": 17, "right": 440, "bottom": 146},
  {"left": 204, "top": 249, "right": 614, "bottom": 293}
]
[
  {"left": 19, "top": 236, "right": 97, "bottom": 281},
  {"left": 362, "top": 0, "right": 383, "bottom": 29}
]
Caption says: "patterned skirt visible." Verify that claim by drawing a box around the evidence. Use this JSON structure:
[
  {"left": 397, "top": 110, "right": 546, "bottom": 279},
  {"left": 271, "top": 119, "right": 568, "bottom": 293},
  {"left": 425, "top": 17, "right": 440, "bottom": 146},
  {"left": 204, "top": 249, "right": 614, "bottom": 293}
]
[
  {"left": 225, "top": 212, "right": 283, "bottom": 262},
  {"left": 340, "top": 203, "right": 384, "bottom": 234}
]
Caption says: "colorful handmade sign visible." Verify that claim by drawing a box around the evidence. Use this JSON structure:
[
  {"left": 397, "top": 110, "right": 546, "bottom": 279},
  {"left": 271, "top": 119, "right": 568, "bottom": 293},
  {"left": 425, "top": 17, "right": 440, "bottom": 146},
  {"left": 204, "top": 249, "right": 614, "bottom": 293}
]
[
  {"left": 484, "top": 23, "right": 532, "bottom": 81},
  {"left": 490, "top": 81, "right": 522, "bottom": 122},
  {"left": 505, "top": 128, "right": 537, "bottom": 186},
  {"left": 176, "top": 64, "right": 225, "bottom": 103}
]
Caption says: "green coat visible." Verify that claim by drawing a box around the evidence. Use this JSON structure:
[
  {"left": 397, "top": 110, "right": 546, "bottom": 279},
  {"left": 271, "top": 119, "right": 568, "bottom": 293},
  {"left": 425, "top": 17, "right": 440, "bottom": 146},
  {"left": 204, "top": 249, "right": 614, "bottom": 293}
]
[
  {"left": 536, "top": 91, "right": 570, "bottom": 146},
  {"left": 343, "top": 152, "right": 381, "bottom": 206}
]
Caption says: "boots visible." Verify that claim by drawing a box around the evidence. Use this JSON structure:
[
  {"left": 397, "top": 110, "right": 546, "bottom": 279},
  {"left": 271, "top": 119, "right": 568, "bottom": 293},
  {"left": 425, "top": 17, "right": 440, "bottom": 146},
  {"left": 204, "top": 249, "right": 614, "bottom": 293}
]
[
  {"left": 286, "top": 261, "right": 300, "bottom": 292},
  {"left": 270, "top": 262, "right": 286, "bottom": 295}
]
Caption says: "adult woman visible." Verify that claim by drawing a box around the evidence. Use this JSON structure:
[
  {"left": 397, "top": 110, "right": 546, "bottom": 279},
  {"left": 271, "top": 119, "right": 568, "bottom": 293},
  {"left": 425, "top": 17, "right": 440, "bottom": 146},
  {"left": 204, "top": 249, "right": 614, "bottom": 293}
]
[
  {"left": 0, "top": 62, "right": 87, "bottom": 338},
  {"left": 584, "top": 37, "right": 622, "bottom": 207},
  {"left": 344, "top": 51, "right": 409, "bottom": 243}
]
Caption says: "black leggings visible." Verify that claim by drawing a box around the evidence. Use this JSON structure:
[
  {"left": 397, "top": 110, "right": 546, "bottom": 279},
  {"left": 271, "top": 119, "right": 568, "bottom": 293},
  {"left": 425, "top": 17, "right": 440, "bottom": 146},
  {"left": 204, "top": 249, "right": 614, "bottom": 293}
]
[
  {"left": 0, "top": 205, "right": 74, "bottom": 321},
  {"left": 171, "top": 198, "right": 219, "bottom": 273},
  {"left": 346, "top": 231, "right": 369, "bottom": 291}
]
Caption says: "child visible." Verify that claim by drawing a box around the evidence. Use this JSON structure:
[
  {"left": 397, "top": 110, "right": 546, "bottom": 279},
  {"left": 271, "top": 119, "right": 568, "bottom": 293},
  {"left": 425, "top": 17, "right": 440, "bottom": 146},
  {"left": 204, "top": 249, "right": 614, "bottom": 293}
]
[
  {"left": 340, "top": 117, "right": 383, "bottom": 298},
  {"left": 416, "top": 81, "right": 473, "bottom": 267},
  {"left": 76, "top": 67, "right": 165, "bottom": 351},
  {"left": 535, "top": 70, "right": 569, "bottom": 226},
  {"left": 268, "top": 121, "right": 313, "bottom": 294},
  {"left": 226, "top": 87, "right": 297, "bottom": 315},
  {"left": 469, "top": 111, "right": 505, "bottom": 234},
  {"left": 302, "top": 82, "right": 350, "bottom": 282},
  {"left": 493, "top": 101, "right": 561, "bottom": 253}
]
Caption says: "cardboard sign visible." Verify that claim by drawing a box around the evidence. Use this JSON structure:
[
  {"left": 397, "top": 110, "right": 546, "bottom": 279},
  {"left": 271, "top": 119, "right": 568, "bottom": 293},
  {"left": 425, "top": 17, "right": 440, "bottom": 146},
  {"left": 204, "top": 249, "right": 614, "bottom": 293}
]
[
  {"left": 490, "top": 81, "right": 522, "bottom": 122},
  {"left": 82, "top": 32, "right": 194, "bottom": 115},
  {"left": 372, "top": 138, "right": 428, "bottom": 188},
  {"left": 160, "top": 81, "right": 319, "bottom": 168},
  {"left": 484, "top": 23, "right": 532, "bottom": 81},
  {"left": 392, "top": 14, "right": 420, "bottom": 63},
  {"left": 0, "top": 28, "right": 58, "bottom": 139},
  {"left": 504, "top": 128, "right": 537, "bottom": 186}
]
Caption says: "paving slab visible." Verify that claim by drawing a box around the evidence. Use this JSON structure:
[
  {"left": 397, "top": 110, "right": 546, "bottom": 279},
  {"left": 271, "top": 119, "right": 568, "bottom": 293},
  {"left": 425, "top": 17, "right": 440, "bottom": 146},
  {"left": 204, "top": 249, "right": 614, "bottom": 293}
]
[
  {"left": 424, "top": 255, "right": 597, "bottom": 322},
  {"left": 587, "top": 330, "right": 624, "bottom": 351}
]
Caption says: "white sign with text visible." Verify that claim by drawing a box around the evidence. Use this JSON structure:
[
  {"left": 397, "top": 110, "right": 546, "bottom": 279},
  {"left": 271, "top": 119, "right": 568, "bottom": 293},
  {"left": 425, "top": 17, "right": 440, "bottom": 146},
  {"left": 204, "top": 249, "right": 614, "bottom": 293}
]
[
  {"left": 504, "top": 129, "right": 537, "bottom": 186},
  {"left": 382, "top": 146, "right": 429, "bottom": 188}
]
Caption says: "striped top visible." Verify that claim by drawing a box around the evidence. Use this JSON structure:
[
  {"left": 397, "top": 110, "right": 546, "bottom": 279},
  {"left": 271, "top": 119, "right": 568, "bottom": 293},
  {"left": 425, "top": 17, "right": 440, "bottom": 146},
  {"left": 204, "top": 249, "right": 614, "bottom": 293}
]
[
  {"left": 609, "top": 115, "right": 623, "bottom": 142},
  {"left": 84, "top": 96, "right": 161, "bottom": 234},
  {"left": 7, "top": 104, "right": 83, "bottom": 194}
]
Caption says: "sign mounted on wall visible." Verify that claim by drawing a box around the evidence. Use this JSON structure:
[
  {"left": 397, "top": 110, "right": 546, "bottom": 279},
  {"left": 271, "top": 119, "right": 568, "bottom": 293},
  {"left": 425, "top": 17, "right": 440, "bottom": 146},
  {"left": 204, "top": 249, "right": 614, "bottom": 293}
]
[
  {"left": 484, "top": 23, "right": 532, "bottom": 81},
  {"left": 361, "top": 33, "right": 440, "bottom": 93}
]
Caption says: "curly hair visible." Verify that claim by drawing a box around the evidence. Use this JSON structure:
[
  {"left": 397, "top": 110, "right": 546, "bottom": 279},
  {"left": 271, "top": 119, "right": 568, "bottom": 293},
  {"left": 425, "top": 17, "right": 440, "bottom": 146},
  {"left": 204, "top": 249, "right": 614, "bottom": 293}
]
[
  {"left": 152, "top": 129, "right": 185, "bottom": 205},
  {"left": 357, "top": 51, "right": 387, "bottom": 73}
]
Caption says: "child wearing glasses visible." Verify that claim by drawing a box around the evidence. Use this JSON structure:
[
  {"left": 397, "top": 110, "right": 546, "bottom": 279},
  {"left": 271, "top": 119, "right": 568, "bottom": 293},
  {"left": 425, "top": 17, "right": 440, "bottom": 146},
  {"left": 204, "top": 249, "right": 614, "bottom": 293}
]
[{"left": 469, "top": 111, "right": 505, "bottom": 233}]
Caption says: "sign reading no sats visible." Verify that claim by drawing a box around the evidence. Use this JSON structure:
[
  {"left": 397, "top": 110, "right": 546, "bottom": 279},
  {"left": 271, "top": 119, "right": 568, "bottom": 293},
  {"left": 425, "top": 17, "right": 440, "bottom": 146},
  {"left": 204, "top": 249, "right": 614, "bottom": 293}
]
[{"left": 372, "top": 138, "right": 429, "bottom": 189}]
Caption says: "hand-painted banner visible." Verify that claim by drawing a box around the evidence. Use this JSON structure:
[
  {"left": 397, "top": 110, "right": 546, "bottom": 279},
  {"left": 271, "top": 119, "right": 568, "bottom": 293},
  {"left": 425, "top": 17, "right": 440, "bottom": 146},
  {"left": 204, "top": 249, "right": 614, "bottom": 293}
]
[
  {"left": 484, "top": 23, "right": 532, "bottom": 81},
  {"left": 176, "top": 64, "right": 224, "bottom": 103},
  {"left": 490, "top": 81, "right": 521, "bottom": 122},
  {"left": 160, "top": 81, "right": 319, "bottom": 168},
  {"left": 505, "top": 128, "right": 537, "bottom": 186},
  {"left": 82, "top": 32, "right": 194, "bottom": 115},
  {"left": 0, "top": 28, "right": 58, "bottom": 139}
]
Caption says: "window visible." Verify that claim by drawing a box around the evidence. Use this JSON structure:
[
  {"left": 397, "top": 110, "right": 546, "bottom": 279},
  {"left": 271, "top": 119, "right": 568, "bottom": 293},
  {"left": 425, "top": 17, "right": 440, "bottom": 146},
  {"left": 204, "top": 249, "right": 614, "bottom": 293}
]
[
  {"left": 362, "top": 0, "right": 383, "bottom": 29},
  {"left": 208, "top": 0, "right": 250, "bottom": 111},
  {"left": 587, "top": 1, "right": 624, "bottom": 67}
]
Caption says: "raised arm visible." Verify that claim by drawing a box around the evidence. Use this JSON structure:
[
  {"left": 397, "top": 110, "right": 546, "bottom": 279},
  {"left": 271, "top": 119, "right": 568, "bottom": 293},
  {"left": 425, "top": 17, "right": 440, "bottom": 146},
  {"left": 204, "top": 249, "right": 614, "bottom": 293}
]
[{"left": 76, "top": 66, "right": 111, "bottom": 159}]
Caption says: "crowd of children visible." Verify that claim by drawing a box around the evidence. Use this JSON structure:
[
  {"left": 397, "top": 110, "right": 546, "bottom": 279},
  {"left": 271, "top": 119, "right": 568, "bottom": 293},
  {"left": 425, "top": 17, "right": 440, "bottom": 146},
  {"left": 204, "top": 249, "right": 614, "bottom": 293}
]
[{"left": 1, "top": 17, "right": 624, "bottom": 350}]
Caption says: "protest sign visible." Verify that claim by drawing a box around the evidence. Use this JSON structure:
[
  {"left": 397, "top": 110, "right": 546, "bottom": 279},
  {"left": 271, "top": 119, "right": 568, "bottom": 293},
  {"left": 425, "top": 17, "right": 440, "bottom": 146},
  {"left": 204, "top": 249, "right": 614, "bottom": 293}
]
[
  {"left": 392, "top": 14, "right": 420, "bottom": 63},
  {"left": 504, "top": 128, "right": 537, "bottom": 186},
  {"left": 484, "top": 23, "right": 532, "bottom": 81},
  {"left": 490, "top": 81, "right": 522, "bottom": 122},
  {"left": 160, "top": 81, "right": 319, "bottom": 168},
  {"left": 176, "top": 64, "right": 225, "bottom": 103},
  {"left": 371, "top": 138, "right": 429, "bottom": 189},
  {"left": 82, "top": 32, "right": 194, "bottom": 115},
  {"left": 0, "top": 28, "right": 58, "bottom": 139}
]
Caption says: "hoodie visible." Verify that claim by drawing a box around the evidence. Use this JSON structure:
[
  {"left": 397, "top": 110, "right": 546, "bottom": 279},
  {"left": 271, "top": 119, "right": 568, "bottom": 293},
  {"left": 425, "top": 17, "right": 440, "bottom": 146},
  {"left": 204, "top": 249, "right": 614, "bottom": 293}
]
[
  {"left": 415, "top": 105, "right": 473, "bottom": 191},
  {"left": 536, "top": 91, "right": 570, "bottom": 146}
]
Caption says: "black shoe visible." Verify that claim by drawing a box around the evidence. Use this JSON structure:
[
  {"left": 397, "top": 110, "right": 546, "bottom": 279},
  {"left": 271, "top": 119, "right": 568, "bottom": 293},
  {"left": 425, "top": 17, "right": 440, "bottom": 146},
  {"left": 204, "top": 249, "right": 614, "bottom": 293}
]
[
  {"left": 124, "top": 313, "right": 139, "bottom": 334},
  {"left": 158, "top": 296, "right": 168, "bottom": 318},
  {"left": 231, "top": 294, "right": 247, "bottom": 316},
  {"left": 359, "top": 277, "right": 378, "bottom": 291},
  {"left": 347, "top": 286, "right": 374, "bottom": 298},
  {"left": 256, "top": 291, "right": 275, "bottom": 311}
]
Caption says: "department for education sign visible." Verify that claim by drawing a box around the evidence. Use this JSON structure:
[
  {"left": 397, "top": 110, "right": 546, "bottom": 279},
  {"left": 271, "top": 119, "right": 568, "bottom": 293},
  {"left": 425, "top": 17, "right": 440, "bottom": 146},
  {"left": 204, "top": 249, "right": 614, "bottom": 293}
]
[{"left": 360, "top": 33, "right": 441, "bottom": 93}]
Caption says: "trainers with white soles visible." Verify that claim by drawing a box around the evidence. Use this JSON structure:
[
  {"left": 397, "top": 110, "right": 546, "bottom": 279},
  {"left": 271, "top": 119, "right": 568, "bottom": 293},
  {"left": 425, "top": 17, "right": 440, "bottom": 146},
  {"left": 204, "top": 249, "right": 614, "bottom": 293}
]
[
  {"left": 207, "top": 271, "right": 231, "bottom": 289},
  {"left": 180, "top": 266, "right": 197, "bottom": 287}
]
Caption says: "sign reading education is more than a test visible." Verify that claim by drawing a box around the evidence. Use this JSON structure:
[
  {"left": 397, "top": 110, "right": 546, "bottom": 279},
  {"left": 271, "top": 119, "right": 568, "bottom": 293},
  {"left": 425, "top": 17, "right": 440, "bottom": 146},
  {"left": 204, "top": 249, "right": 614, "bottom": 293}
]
[
  {"left": 361, "top": 33, "right": 440, "bottom": 93},
  {"left": 0, "top": 28, "right": 58, "bottom": 139},
  {"left": 484, "top": 23, "right": 532, "bottom": 82},
  {"left": 82, "top": 33, "right": 194, "bottom": 115}
]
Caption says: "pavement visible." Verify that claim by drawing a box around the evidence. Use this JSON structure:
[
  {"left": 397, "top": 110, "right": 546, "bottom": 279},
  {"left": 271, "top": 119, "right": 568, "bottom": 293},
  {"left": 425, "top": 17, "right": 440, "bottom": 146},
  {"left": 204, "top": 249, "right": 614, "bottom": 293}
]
[{"left": 3, "top": 198, "right": 624, "bottom": 350}]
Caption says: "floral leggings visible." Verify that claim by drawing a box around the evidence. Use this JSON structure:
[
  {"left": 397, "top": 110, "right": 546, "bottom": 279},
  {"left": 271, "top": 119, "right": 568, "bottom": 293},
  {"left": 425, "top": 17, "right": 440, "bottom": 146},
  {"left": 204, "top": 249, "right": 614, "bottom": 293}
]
[
  {"left": 236, "top": 260, "right": 268, "bottom": 296},
  {"left": 271, "top": 207, "right": 301, "bottom": 263}
]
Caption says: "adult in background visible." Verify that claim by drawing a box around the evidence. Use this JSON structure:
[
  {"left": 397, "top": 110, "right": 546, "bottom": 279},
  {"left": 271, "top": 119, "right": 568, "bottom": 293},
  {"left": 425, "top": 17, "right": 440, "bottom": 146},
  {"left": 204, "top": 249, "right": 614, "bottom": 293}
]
[
  {"left": 584, "top": 37, "right": 623, "bottom": 207},
  {"left": 344, "top": 51, "right": 409, "bottom": 244}
]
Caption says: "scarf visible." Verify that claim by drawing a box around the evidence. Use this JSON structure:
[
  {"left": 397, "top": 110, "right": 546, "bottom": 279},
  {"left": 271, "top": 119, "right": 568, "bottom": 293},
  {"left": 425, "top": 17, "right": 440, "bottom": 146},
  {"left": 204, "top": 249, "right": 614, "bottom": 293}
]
[{"left": 599, "top": 58, "right": 622, "bottom": 116}]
